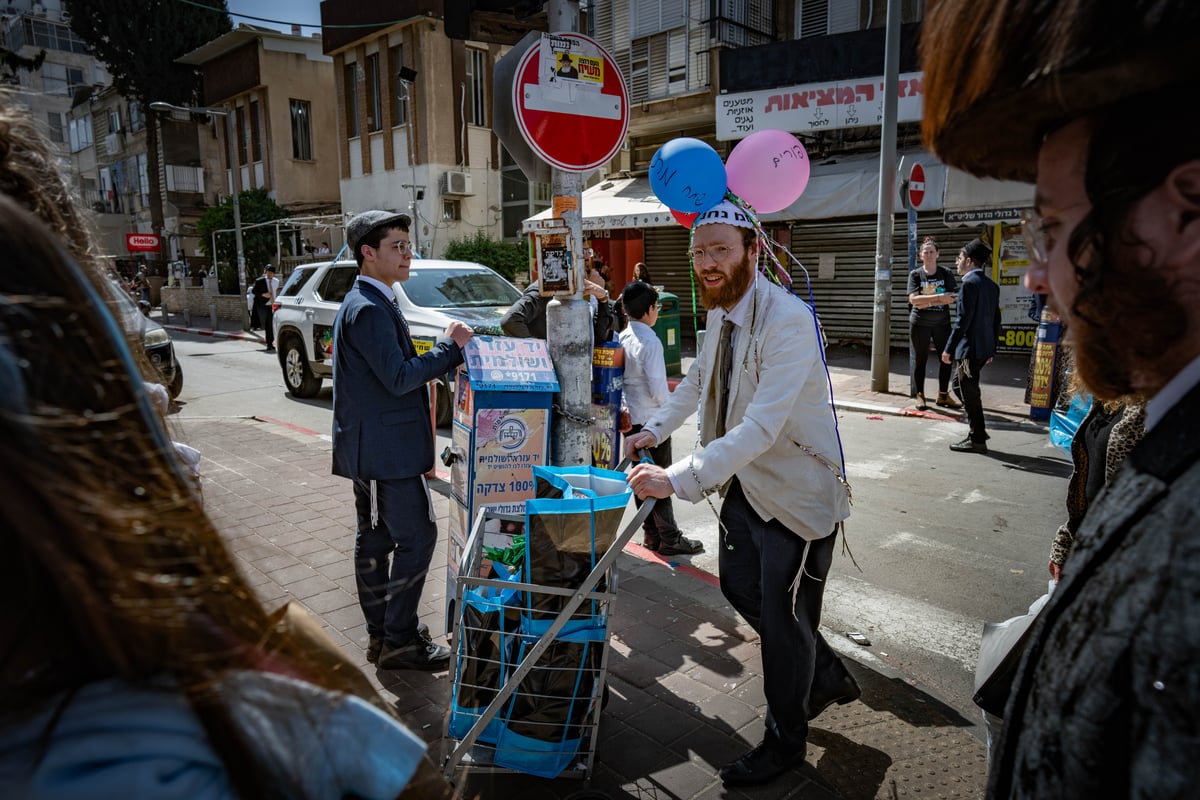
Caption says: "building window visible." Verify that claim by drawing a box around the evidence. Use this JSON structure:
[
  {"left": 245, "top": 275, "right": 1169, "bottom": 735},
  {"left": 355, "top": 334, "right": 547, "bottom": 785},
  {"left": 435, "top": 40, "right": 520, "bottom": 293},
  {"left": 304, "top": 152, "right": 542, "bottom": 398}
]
[
  {"left": 290, "top": 99, "right": 313, "bottom": 160},
  {"left": 128, "top": 100, "right": 144, "bottom": 132},
  {"left": 442, "top": 198, "right": 461, "bottom": 221},
  {"left": 389, "top": 44, "right": 409, "bottom": 126},
  {"left": 42, "top": 62, "right": 85, "bottom": 95},
  {"left": 249, "top": 100, "right": 262, "bottom": 162},
  {"left": 632, "top": 0, "right": 685, "bottom": 38},
  {"left": 344, "top": 62, "right": 360, "bottom": 138},
  {"left": 46, "top": 110, "right": 65, "bottom": 143},
  {"left": 366, "top": 53, "right": 382, "bottom": 132},
  {"left": 137, "top": 153, "right": 149, "bottom": 207},
  {"left": 235, "top": 106, "right": 248, "bottom": 165},
  {"left": 68, "top": 114, "right": 93, "bottom": 152},
  {"left": 465, "top": 48, "right": 486, "bottom": 126},
  {"left": 108, "top": 108, "right": 121, "bottom": 134}
]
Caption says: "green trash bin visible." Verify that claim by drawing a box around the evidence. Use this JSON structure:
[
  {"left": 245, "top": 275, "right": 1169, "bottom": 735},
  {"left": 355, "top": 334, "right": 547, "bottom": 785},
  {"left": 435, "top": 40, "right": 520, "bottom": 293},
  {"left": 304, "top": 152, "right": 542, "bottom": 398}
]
[{"left": 651, "top": 290, "right": 682, "bottom": 377}]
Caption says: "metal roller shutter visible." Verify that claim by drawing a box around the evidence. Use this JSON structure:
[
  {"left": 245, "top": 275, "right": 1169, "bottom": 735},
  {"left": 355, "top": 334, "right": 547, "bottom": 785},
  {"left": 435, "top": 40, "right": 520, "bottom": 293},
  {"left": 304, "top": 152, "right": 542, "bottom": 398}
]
[
  {"left": 789, "top": 212, "right": 977, "bottom": 347},
  {"left": 643, "top": 225, "right": 705, "bottom": 338}
]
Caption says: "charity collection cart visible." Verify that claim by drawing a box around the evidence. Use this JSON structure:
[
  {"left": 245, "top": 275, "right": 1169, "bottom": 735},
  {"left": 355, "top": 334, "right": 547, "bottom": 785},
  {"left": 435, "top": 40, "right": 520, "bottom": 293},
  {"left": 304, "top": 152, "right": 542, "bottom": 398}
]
[{"left": 441, "top": 463, "right": 653, "bottom": 783}]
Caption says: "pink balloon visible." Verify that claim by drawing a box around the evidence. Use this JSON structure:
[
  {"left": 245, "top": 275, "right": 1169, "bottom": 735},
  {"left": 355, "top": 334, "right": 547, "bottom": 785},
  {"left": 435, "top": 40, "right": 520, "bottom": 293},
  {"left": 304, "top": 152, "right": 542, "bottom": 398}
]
[{"left": 725, "top": 129, "right": 811, "bottom": 214}]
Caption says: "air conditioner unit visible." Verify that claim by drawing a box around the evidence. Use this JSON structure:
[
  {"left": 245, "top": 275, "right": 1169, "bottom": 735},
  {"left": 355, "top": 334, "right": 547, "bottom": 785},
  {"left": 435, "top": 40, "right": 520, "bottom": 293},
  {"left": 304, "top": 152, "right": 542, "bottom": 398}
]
[
  {"left": 104, "top": 132, "right": 122, "bottom": 155},
  {"left": 440, "top": 170, "right": 473, "bottom": 196}
]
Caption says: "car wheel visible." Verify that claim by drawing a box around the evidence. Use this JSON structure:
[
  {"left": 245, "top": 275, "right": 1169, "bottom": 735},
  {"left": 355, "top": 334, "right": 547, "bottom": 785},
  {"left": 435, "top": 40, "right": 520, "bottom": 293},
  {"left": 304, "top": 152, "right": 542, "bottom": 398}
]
[
  {"left": 166, "top": 362, "right": 184, "bottom": 399},
  {"left": 281, "top": 335, "right": 322, "bottom": 398},
  {"left": 435, "top": 375, "right": 453, "bottom": 427}
]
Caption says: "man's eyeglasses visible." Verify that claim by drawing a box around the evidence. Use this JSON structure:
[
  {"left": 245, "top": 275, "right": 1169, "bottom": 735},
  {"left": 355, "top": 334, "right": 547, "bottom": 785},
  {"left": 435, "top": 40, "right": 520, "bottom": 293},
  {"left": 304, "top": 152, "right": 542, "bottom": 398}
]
[
  {"left": 654, "top": 302, "right": 663, "bottom": 310},
  {"left": 689, "top": 244, "right": 737, "bottom": 263},
  {"left": 1019, "top": 208, "right": 1049, "bottom": 266},
  {"left": 1020, "top": 203, "right": 1086, "bottom": 266},
  {"left": 383, "top": 240, "right": 414, "bottom": 255}
]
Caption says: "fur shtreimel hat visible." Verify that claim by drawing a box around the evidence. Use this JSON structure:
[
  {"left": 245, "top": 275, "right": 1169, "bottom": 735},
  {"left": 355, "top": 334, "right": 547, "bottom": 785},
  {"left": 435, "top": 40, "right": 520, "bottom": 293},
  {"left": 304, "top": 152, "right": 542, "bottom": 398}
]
[{"left": 919, "top": 0, "right": 1200, "bottom": 182}]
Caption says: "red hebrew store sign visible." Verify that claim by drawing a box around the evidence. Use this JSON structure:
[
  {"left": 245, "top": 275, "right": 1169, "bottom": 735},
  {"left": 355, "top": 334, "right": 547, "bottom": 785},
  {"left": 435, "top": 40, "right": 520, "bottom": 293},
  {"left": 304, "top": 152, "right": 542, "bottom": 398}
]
[{"left": 125, "top": 233, "right": 161, "bottom": 252}]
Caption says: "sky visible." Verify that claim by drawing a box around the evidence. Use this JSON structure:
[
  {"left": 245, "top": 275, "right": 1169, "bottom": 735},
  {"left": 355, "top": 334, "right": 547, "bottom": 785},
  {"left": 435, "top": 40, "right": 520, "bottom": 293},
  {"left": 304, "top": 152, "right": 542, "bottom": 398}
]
[{"left": 225, "top": 0, "right": 324, "bottom": 37}]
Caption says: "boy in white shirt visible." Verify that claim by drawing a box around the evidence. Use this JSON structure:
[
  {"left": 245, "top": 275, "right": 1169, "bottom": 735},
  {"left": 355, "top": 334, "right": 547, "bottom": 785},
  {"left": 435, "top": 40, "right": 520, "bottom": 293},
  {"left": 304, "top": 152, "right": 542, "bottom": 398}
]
[{"left": 618, "top": 281, "right": 703, "bottom": 556}]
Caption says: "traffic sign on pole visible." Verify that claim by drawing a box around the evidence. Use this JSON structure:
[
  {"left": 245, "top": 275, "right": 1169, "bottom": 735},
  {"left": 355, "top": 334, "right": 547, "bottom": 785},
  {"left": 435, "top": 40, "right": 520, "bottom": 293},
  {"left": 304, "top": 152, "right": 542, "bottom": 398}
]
[
  {"left": 908, "top": 162, "right": 926, "bottom": 208},
  {"left": 512, "top": 32, "right": 629, "bottom": 173}
]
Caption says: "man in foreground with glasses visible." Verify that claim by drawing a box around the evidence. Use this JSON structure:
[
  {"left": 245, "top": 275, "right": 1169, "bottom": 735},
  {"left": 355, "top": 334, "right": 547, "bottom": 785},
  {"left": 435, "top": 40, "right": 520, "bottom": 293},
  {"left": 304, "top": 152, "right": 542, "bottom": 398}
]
[
  {"left": 922, "top": 1, "right": 1200, "bottom": 796},
  {"left": 940, "top": 237, "right": 1001, "bottom": 453},
  {"left": 332, "top": 210, "right": 472, "bottom": 672},
  {"left": 626, "top": 200, "right": 855, "bottom": 787}
]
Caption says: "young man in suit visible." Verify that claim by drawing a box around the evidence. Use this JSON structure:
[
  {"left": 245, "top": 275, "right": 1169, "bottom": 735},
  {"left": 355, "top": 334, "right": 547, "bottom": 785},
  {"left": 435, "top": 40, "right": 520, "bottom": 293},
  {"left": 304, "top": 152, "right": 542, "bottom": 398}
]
[
  {"left": 332, "top": 210, "right": 472, "bottom": 671},
  {"left": 923, "top": 1, "right": 1200, "bottom": 795},
  {"left": 625, "top": 200, "right": 856, "bottom": 787},
  {"left": 941, "top": 238, "right": 1001, "bottom": 453}
]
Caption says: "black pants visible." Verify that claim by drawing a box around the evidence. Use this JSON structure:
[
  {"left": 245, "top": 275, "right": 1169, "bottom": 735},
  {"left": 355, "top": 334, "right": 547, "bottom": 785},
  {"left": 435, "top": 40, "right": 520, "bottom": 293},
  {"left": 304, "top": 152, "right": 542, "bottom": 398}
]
[
  {"left": 626, "top": 424, "right": 682, "bottom": 545},
  {"left": 257, "top": 305, "right": 274, "bottom": 346},
  {"left": 352, "top": 476, "right": 438, "bottom": 646},
  {"left": 909, "top": 321, "right": 952, "bottom": 397},
  {"left": 957, "top": 358, "right": 988, "bottom": 442},
  {"left": 718, "top": 478, "right": 845, "bottom": 752}
]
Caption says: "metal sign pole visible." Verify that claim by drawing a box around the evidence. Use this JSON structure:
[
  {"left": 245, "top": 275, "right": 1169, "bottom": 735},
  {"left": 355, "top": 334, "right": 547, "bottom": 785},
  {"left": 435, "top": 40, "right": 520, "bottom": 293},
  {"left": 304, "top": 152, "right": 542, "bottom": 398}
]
[{"left": 870, "top": 0, "right": 902, "bottom": 391}]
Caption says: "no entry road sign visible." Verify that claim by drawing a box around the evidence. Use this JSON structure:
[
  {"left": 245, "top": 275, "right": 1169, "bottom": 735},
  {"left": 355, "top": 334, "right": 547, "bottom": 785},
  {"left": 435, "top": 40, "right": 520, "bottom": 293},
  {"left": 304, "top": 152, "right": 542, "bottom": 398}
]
[{"left": 513, "top": 32, "right": 629, "bottom": 173}]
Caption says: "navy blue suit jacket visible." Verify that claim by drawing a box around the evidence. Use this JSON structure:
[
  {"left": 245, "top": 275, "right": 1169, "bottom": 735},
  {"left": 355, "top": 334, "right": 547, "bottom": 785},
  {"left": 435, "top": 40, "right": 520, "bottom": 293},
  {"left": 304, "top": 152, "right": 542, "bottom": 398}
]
[
  {"left": 945, "top": 268, "right": 1002, "bottom": 362},
  {"left": 331, "top": 279, "right": 463, "bottom": 480}
]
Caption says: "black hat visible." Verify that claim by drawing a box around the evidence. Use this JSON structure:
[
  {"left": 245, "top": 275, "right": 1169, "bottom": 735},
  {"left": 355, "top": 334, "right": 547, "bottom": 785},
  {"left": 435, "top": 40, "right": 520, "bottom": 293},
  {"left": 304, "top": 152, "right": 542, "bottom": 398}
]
[
  {"left": 346, "top": 210, "right": 411, "bottom": 250},
  {"left": 962, "top": 238, "right": 992, "bottom": 266},
  {"left": 621, "top": 280, "right": 658, "bottom": 319}
]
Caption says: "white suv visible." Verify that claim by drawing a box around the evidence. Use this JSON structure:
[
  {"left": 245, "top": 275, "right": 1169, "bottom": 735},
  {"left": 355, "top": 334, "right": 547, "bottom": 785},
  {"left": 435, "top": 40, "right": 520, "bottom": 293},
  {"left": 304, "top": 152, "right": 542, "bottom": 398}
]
[{"left": 272, "top": 258, "right": 521, "bottom": 424}]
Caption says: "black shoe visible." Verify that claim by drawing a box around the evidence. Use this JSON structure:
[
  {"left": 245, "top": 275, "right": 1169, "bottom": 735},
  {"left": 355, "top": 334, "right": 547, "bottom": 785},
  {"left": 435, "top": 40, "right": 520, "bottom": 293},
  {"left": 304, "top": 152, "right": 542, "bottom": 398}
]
[
  {"left": 264, "top": 345, "right": 275, "bottom": 352},
  {"left": 378, "top": 630, "right": 450, "bottom": 671},
  {"left": 949, "top": 438, "right": 988, "bottom": 454},
  {"left": 808, "top": 670, "right": 862, "bottom": 720},
  {"left": 369, "top": 623, "right": 428, "bottom": 664},
  {"left": 718, "top": 741, "right": 806, "bottom": 787},
  {"left": 641, "top": 537, "right": 660, "bottom": 551},
  {"left": 658, "top": 535, "right": 704, "bottom": 556}
]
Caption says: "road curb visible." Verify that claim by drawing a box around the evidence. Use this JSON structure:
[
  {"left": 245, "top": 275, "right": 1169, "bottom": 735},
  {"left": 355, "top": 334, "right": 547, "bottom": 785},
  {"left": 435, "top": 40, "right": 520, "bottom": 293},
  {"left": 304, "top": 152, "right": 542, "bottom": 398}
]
[{"left": 165, "top": 325, "right": 265, "bottom": 343}]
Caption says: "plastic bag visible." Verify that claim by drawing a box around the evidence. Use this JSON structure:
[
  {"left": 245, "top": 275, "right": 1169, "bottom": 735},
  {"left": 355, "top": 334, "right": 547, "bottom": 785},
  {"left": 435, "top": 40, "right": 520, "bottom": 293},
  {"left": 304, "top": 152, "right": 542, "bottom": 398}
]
[
  {"left": 1049, "top": 391, "right": 1092, "bottom": 454},
  {"left": 973, "top": 581, "right": 1055, "bottom": 717}
]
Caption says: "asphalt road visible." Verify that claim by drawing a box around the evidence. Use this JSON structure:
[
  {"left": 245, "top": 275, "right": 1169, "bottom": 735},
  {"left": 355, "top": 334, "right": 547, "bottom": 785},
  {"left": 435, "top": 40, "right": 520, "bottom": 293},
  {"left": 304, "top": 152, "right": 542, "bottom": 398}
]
[{"left": 170, "top": 332, "right": 1071, "bottom": 722}]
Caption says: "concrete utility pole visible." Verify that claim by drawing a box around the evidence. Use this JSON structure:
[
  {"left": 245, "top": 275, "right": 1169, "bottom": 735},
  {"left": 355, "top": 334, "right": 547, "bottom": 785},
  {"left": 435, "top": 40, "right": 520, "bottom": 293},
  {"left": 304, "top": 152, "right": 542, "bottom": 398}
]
[
  {"left": 545, "top": 0, "right": 593, "bottom": 467},
  {"left": 870, "top": 0, "right": 902, "bottom": 391}
]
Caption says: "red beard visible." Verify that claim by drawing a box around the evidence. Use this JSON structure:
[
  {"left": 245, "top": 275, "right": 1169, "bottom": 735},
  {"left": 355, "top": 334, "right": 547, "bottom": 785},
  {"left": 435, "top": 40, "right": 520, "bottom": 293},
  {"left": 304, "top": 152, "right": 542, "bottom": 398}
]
[{"left": 696, "top": 249, "right": 755, "bottom": 311}]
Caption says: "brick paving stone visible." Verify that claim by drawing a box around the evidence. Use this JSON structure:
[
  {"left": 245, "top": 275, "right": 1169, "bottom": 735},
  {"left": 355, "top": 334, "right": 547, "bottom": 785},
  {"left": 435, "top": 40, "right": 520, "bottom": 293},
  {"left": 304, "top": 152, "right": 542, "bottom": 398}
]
[{"left": 184, "top": 416, "right": 989, "bottom": 799}]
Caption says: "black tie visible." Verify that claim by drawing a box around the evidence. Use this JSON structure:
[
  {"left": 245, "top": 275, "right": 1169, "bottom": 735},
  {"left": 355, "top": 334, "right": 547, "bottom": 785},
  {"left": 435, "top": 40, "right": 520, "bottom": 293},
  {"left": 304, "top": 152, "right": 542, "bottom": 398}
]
[
  {"left": 392, "top": 297, "right": 411, "bottom": 335},
  {"left": 714, "top": 319, "right": 735, "bottom": 438}
]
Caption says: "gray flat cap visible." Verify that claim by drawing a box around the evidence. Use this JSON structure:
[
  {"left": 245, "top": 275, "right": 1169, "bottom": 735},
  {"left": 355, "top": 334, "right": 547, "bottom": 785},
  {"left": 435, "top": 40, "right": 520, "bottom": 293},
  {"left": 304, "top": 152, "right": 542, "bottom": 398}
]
[{"left": 346, "top": 210, "right": 411, "bottom": 250}]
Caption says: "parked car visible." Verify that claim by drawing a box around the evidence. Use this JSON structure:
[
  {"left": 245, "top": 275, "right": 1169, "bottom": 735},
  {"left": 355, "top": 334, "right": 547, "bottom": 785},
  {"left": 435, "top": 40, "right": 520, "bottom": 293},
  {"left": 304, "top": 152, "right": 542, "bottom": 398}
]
[
  {"left": 107, "top": 280, "right": 184, "bottom": 398},
  {"left": 272, "top": 259, "right": 521, "bottom": 425}
]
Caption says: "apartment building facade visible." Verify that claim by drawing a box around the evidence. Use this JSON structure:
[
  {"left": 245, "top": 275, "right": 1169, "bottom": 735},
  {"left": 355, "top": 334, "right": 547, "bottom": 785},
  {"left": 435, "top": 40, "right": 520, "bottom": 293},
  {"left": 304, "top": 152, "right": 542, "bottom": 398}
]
[{"left": 319, "top": 0, "right": 543, "bottom": 258}]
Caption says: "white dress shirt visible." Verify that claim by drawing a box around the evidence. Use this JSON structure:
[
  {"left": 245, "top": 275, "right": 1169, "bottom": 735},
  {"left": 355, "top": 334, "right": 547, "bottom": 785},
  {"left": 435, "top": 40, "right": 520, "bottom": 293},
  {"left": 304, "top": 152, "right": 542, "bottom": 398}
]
[{"left": 619, "top": 319, "right": 669, "bottom": 425}]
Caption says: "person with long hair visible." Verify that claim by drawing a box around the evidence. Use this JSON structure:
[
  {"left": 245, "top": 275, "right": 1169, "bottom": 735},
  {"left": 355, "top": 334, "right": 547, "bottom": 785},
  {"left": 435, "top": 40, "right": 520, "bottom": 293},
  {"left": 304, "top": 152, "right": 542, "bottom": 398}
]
[{"left": 0, "top": 100, "right": 452, "bottom": 798}]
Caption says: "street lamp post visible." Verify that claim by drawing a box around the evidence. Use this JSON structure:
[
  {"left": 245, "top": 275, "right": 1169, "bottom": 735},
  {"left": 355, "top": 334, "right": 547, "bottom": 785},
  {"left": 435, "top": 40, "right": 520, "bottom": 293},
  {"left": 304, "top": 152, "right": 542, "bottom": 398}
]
[
  {"left": 397, "top": 68, "right": 421, "bottom": 255},
  {"left": 150, "top": 101, "right": 248, "bottom": 329}
]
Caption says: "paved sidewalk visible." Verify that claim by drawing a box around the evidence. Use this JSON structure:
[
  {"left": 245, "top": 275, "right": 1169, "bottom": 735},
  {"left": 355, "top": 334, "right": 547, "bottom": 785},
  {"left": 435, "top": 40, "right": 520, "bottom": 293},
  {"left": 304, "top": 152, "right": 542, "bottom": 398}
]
[{"left": 180, "top": 342, "right": 1034, "bottom": 798}]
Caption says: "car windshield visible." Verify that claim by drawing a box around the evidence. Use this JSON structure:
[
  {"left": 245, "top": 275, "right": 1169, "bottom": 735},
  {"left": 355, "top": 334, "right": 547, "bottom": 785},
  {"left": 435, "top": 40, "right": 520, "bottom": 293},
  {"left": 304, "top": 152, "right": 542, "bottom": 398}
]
[
  {"left": 402, "top": 268, "right": 520, "bottom": 308},
  {"left": 280, "top": 266, "right": 318, "bottom": 296}
]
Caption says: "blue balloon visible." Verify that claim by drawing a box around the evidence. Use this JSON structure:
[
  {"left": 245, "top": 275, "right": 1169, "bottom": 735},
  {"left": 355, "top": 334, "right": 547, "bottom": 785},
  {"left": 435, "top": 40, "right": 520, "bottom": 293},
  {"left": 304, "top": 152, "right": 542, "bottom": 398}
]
[{"left": 649, "top": 138, "right": 727, "bottom": 214}]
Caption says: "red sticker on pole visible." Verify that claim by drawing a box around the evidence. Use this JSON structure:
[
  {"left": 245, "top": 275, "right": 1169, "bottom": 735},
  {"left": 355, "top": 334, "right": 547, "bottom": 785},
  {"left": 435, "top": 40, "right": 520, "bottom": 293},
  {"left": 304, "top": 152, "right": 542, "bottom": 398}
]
[
  {"left": 908, "top": 162, "right": 926, "bottom": 208},
  {"left": 126, "top": 233, "right": 161, "bottom": 252},
  {"left": 512, "top": 32, "right": 630, "bottom": 173}
]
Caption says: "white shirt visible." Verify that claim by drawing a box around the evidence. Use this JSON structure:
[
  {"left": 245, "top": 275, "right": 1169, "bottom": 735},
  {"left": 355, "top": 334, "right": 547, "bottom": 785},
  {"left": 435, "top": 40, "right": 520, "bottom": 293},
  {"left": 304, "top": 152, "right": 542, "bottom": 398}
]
[
  {"left": 619, "top": 319, "right": 669, "bottom": 425},
  {"left": 1145, "top": 354, "right": 1200, "bottom": 431}
]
